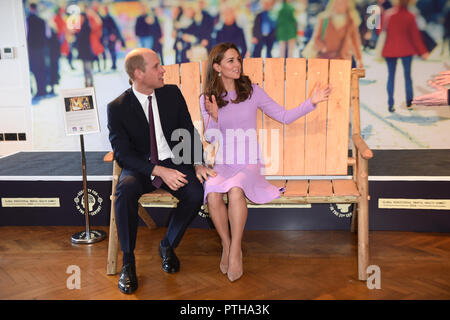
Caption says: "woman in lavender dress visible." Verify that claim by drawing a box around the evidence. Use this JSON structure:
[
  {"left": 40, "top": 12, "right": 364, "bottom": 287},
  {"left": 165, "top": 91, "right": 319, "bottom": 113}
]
[{"left": 200, "top": 42, "right": 331, "bottom": 282}]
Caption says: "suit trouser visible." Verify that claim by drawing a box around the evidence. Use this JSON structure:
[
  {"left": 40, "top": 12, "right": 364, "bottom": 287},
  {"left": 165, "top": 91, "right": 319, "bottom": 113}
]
[{"left": 115, "top": 159, "right": 204, "bottom": 258}]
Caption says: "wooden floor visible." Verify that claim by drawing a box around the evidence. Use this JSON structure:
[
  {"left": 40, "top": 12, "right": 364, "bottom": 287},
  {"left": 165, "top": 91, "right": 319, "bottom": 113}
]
[{"left": 0, "top": 226, "right": 449, "bottom": 300}]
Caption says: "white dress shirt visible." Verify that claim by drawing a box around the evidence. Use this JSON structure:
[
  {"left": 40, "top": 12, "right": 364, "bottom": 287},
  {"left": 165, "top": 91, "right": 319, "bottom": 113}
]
[{"left": 132, "top": 86, "right": 174, "bottom": 164}]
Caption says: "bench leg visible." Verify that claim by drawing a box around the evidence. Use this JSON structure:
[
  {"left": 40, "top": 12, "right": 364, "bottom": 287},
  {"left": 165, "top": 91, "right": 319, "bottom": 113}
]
[
  {"left": 107, "top": 196, "right": 119, "bottom": 275},
  {"left": 138, "top": 203, "right": 157, "bottom": 229},
  {"left": 357, "top": 156, "right": 369, "bottom": 281},
  {"left": 350, "top": 203, "right": 358, "bottom": 233}
]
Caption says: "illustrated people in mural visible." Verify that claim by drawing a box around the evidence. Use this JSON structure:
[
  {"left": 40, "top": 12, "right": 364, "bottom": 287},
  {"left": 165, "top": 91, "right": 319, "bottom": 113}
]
[
  {"left": 173, "top": 3, "right": 202, "bottom": 63},
  {"left": 46, "top": 20, "right": 61, "bottom": 95},
  {"left": 26, "top": 3, "right": 48, "bottom": 101},
  {"left": 252, "top": 0, "right": 277, "bottom": 58},
  {"left": 215, "top": 5, "right": 248, "bottom": 57},
  {"left": 54, "top": 7, "right": 75, "bottom": 70},
  {"left": 85, "top": 5, "right": 104, "bottom": 73},
  {"left": 75, "top": 12, "right": 96, "bottom": 87},
  {"left": 135, "top": 3, "right": 164, "bottom": 65},
  {"left": 276, "top": 0, "right": 297, "bottom": 58},
  {"left": 381, "top": 0, "right": 429, "bottom": 112},
  {"left": 100, "top": 5, "right": 126, "bottom": 70},
  {"left": 197, "top": 0, "right": 216, "bottom": 53},
  {"left": 200, "top": 42, "right": 331, "bottom": 282},
  {"left": 311, "top": 0, "right": 363, "bottom": 67}
]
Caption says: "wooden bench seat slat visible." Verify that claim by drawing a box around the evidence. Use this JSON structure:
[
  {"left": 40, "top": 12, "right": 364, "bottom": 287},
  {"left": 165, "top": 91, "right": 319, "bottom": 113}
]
[
  {"left": 308, "top": 180, "right": 333, "bottom": 197},
  {"left": 332, "top": 179, "right": 360, "bottom": 197},
  {"left": 136, "top": 180, "right": 360, "bottom": 207},
  {"left": 284, "top": 180, "right": 309, "bottom": 197}
]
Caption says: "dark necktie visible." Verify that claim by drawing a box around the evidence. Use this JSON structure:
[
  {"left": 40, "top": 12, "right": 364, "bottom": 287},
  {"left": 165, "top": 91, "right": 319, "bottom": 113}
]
[{"left": 148, "top": 96, "right": 162, "bottom": 188}]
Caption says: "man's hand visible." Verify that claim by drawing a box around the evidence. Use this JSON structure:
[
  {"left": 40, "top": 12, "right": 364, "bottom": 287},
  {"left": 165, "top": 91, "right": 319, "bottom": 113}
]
[
  {"left": 412, "top": 81, "right": 448, "bottom": 106},
  {"left": 152, "top": 165, "right": 188, "bottom": 191},
  {"left": 195, "top": 164, "right": 217, "bottom": 183}
]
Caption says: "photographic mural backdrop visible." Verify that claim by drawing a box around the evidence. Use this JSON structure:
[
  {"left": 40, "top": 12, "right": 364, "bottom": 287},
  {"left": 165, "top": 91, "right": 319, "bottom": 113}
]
[{"left": 24, "top": 0, "right": 450, "bottom": 151}]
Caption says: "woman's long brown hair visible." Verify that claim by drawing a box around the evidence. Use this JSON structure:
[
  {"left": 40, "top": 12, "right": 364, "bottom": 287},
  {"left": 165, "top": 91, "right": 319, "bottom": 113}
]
[{"left": 202, "top": 42, "right": 253, "bottom": 108}]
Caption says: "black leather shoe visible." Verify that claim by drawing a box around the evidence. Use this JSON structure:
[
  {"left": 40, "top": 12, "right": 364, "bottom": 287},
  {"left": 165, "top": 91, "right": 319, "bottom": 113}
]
[
  {"left": 159, "top": 241, "right": 180, "bottom": 273},
  {"left": 118, "top": 264, "right": 138, "bottom": 294},
  {"left": 388, "top": 105, "right": 395, "bottom": 113}
]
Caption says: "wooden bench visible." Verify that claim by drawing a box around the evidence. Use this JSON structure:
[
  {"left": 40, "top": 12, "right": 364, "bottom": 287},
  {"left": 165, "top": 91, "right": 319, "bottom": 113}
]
[{"left": 105, "top": 58, "right": 373, "bottom": 281}]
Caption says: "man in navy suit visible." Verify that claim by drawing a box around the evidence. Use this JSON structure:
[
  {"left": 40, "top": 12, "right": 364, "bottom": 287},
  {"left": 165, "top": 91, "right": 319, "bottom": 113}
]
[{"left": 107, "top": 48, "right": 216, "bottom": 294}]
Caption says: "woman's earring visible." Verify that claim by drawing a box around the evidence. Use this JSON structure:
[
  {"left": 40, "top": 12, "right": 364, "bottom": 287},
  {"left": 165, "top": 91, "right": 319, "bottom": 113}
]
[{"left": 218, "top": 72, "right": 221, "bottom": 77}]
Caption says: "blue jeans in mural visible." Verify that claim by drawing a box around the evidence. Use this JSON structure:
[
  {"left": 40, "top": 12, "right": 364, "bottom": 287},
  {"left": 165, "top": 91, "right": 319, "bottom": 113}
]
[
  {"left": 138, "top": 36, "right": 154, "bottom": 50},
  {"left": 385, "top": 56, "right": 413, "bottom": 109}
]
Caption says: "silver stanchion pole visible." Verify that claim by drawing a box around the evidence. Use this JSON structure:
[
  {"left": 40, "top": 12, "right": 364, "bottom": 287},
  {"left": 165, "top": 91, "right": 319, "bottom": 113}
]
[{"left": 71, "top": 134, "right": 106, "bottom": 244}]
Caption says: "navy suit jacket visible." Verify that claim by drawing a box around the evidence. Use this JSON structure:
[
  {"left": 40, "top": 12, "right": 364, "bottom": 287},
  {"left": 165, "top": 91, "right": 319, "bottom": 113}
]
[{"left": 107, "top": 85, "right": 203, "bottom": 177}]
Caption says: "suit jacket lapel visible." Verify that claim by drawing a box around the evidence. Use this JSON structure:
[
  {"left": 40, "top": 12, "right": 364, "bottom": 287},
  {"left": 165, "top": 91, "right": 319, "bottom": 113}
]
[{"left": 128, "top": 88, "right": 149, "bottom": 128}]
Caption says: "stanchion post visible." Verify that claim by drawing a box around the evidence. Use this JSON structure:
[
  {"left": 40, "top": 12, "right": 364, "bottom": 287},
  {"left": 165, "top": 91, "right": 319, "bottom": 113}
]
[{"left": 71, "top": 134, "right": 106, "bottom": 244}]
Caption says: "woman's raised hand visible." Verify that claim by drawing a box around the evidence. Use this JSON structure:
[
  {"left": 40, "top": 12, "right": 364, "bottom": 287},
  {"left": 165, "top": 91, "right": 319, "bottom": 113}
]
[
  {"left": 204, "top": 95, "right": 219, "bottom": 121},
  {"left": 433, "top": 70, "right": 450, "bottom": 86},
  {"left": 310, "top": 83, "right": 332, "bottom": 105}
]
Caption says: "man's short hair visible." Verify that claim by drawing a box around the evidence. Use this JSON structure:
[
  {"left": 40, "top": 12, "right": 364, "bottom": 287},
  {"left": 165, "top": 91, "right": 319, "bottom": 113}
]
[{"left": 125, "top": 53, "right": 146, "bottom": 84}]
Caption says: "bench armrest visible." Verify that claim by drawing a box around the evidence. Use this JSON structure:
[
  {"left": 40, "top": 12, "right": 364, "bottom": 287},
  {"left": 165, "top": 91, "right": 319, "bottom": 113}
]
[
  {"left": 104, "top": 151, "right": 114, "bottom": 162},
  {"left": 352, "top": 134, "right": 373, "bottom": 160}
]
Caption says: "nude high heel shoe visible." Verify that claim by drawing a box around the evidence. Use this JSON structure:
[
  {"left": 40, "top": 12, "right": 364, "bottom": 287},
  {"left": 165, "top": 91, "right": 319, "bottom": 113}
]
[{"left": 227, "top": 251, "right": 243, "bottom": 282}]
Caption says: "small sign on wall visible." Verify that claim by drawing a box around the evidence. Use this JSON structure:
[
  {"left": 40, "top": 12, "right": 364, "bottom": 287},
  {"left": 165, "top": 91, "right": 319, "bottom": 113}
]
[
  {"left": 379, "top": 198, "right": 450, "bottom": 211},
  {"left": 1, "top": 198, "right": 60, "bottom": 207}
]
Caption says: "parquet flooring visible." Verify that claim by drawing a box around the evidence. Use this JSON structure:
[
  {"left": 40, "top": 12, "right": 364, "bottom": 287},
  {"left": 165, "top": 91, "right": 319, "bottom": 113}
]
[{"left": 0, "top": 226, "right": 448, "bottom": 300}]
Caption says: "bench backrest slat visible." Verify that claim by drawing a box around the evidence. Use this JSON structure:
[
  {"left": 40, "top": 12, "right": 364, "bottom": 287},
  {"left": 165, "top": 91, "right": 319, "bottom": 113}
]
[
  {"left": 180, "top": 62, "right": 202, "bottom": 134},
  {"left": 263, "top": 58, "right": 285, "bottom": 175},
  {"left": 285, "top": 58, "right": 307, "bottom": 175},
  {"left": 305, "top": 58, "right": 329, "bottom": 175},
  {"left": 326, "top": 59, "right": 352, "bottom": 174},
  {"left": 163, "top": 58, "right": 353, "bottom": 177},
  {"left": 163, "top": 63, "right": 180, "bottom": 87}
]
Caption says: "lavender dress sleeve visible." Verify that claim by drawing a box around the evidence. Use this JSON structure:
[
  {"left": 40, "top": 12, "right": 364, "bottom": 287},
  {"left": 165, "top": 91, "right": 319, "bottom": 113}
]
[{"left": 253, "top": 85, "right": 316, "bottom": 124}]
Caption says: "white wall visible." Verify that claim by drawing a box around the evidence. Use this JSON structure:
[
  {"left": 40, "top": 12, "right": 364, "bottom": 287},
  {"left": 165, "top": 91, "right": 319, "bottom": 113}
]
[{"left": 0, "top": 0, "right": 32, "bottom": 156}]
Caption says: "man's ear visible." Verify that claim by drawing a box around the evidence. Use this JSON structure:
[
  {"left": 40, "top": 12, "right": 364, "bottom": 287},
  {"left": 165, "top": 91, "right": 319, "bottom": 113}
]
[{"left": 134, "top": 68, "right": 143, "bottom": 81}]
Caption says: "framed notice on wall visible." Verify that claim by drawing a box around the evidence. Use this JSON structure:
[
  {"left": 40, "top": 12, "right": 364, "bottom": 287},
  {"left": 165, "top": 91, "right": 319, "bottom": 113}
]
[{"left": 60, "top": 87, "right": 100, "bottom": 136}]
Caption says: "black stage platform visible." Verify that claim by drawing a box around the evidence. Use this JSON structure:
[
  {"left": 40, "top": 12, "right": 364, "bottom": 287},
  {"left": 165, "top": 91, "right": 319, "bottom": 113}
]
[{"left": 0, "top": 151, "right": 449, "bottom": 232}]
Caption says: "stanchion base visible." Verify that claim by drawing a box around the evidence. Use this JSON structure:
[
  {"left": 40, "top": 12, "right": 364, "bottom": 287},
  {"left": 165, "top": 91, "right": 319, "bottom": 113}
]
[{"left": 71, "top": 230, "right": 106, "bottom": 244}]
